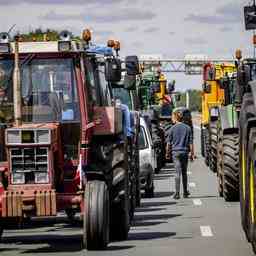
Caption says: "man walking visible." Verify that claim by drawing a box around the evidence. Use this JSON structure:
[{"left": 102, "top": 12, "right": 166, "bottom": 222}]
[{"left": 166, "top": 110, "right": 194, "bottom": 199}]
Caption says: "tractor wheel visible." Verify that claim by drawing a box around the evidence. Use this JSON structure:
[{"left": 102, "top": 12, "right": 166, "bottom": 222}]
[
  {"left": 0, "top": 222, "right": 3, "bottom": 242},
  {"left": 135, "top": 148, "right": 141, "bottom": 207},
  {"left": 65, "top": 209, "right": 76, "bottom": 222},
  {"left": 83, "top": 181, "right": 109, "bottom": 250},
  {"left": 110, "top": 167, "right": 130, "bottom": 241},
  {"left": 217, "top": 136, "right": 223, "bottom": 197},
  {"left": 201, "top": 127, "right": 205, "bottom": 157},
  {"left": 204, "top": 128, "right": 210, "bottom": 167},
  {"left": 210, "top": 121, "right": 218, "bottom": 173},
  {"left": 239, "top": 93, "right": 254, "bottom": 241},
  {"left": 145, "top": 170, "right": 154, "bottom": 198},
  {"left": 222, "top": 134, "right": 239, "bottom": 201},
  {"left": 239, "top": 140, "right": 250, "bottom": 241},
  {"left": 245, "top": 127, "right": 256, "bottom": 248}
]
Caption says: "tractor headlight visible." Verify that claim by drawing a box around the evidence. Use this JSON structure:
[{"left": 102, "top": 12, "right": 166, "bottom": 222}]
[
  {"left": 35, "top": 172, "right": 49, "bottom": 184},
  {"left": 12, "top": 173, "right": 25, "bottom": 184},
  {"left": 58, "top": 41, "right": 71, "bottom": 52},
  {"left": 0, "top": 43, "right": 10, "bottom": 53}
]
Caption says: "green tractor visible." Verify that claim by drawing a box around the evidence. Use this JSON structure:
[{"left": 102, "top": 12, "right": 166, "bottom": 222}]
[{"left": 216, "top": 72, "right": 240, "bottom": 201}]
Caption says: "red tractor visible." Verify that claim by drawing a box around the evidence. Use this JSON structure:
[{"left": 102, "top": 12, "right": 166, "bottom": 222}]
[{"left": 0, "top": 30, "right": 140, "bottom": 249}]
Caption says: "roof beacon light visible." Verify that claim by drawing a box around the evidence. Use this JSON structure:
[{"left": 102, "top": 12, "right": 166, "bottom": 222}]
[
  {"left": 235, "top": 49, "right": 242, "bottom": 60},
  {"left": 114, "top": 40, "right": 120, "bottom": 51},
  {"left": 0, "top": 32, "right": 10, "bottom": 53},
  {"left": 107, "top": 39, "right": 115, "bottom": 48},
  {"left": 59, "top": 30, "right": 72, "bottom": 52},
  {"left": 0, "top": 32, "right": 9, "bottom": 43},
  {"left": 59, "top": 30, "right": 72, "bottom": 41},
  {"left": 82, "top": 29, "right": 92, "bottom": 43}
]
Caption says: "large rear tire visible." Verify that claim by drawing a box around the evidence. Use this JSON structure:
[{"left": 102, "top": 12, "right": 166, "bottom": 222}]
[
  {"left": 110, "top": 167, "right": 130, "bottom": 241},
  {"left": 247, "top": 128, "right": 256, "bottom": 252},
  {"left": 201, "top": 127, "right": 205, "bottom": 157},
  {"left": 83, "top": 181, "right": 109, "bottom": 250},
  {"left": 210, "top": 121, "right": 217, "bottom": 173},
  {"left": 204, "top": 128, "right": 210, "bottom": 167},
  {"left": 222, "top": 134, "right": 239, "bottom": 201},
  {"left": 0, "top": 222, "right": 3, "bottom": 242},
  {"left": 217, "top": 136, "right": 223, "bottom": 197}
]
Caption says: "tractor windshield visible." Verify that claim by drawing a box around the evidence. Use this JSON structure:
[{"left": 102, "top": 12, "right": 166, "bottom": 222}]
[
  {"left": 21, "top": 58, "right": 80, "bottom": 123},
  {"left": 112, "top": 87, "right": 132, "bottom": 109},
  {"left": 0, "top": 59, "right": 14, "bottom": 123}
]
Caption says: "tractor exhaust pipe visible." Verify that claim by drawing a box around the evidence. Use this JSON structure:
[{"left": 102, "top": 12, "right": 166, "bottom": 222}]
[{"left": 13, "top": 35, "right": 22, "bottom": 126}]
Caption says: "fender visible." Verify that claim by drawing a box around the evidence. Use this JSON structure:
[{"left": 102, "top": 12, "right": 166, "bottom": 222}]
[{"left": 219, "top": 105, "right": 238, "bottom": 133}]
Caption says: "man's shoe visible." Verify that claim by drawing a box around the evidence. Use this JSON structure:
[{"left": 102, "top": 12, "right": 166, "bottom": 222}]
[
  {"left": 183, "top": 191, "right": 190, "bottom": 198},
  {"left": 173, "top": 193, "right": 180, "bottom": 200}
]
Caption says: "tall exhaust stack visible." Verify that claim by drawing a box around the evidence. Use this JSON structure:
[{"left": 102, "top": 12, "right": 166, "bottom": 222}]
[{"left": 13, "top": 35, "right": 22, "bottom": 126}]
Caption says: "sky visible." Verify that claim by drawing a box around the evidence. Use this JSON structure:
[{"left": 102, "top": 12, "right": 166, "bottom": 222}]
[{"left": 0, "top": 0, "right": 254, "bottom": 91}]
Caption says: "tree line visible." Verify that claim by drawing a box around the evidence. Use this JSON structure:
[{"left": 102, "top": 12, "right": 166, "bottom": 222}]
[{"left": 176, "top": 89, "right": 202, "bottom": 112}]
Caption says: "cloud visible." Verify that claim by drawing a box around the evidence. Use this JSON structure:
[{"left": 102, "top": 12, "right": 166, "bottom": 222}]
[
  {"left": 93, "top": 30, "right": 113, "bottom": 37},
  {"left": 185, "top": 37, "right": 207, "bottom": 45},
  {"left": 0, "top": 0, "right": 121, "bottom": 5},
  {"left": 41, "top": 8, "right": 156, "bottom": 22},
  {"left": 132, "top": 41, "right": 143, "bottom": 48},
  {"left": 219, "top": 26, "right": 232, "bottom": 32},
  {"left": 125, "top": 26, "right": 138, "bottom": 32},
  {"left": 184, "top": 14, "right": 239, "bottom": 25},
  {"left": 169, "top": 31, "right": 175, "bottom": 35},
  {"left": 184, "top": 2, "right": 241, "bottom": 25},
  {"left": 144, "top": 27, "right": 159, "bottom": 33}
]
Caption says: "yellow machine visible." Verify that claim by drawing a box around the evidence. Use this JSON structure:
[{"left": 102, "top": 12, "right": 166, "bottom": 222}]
[
  {"left": 201, "top": 63, "right": 236, "bottom": 171},
  {"left": 155, "top": 73, "right": 168, "bottom": 104}
]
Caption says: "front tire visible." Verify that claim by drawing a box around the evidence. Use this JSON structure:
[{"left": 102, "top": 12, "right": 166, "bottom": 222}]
[
  {"left": 210, "top": 121, "right": 218, "bottom": 173},
  {"left": 83, "top": 181, "right": 109, "bottom": 250},
  {"left": 222, "top": 134, "right": 239, "bottom": 201},
  {"left": 204, "top": 128, "right": 210, "bottom": 167},
  {"left": 110, "top": 167, "right": 130, "bottom": 241}
]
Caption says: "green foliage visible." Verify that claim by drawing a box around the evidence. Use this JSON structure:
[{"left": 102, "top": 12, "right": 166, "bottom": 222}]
[
  {"left": 15, "top": 28, "right": 74, "bottom": 42},
  {"left": 176, "top": 89, "right": 202, "bottom": 112}
]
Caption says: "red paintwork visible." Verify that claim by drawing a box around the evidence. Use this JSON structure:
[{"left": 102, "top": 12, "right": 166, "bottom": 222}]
[
  {"left": 203, "top": 63, "right": 215, "bottom": 81},
  {"left": 0, "top": 52, "right": 90, "bottom": 218}
]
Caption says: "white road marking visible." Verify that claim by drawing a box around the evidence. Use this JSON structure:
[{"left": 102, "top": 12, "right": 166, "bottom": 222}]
[
  {"left": 193, "top": 125, "right": 201, "bottom": 130},
  {"left": 200, "top": 226, "right": 213, "bottom": 237},
  {"left": 193, "top": 199, "right": 202, "bottom": 206},
  {"left": 189, "top": 182, "right": 196, "bottom": 188},
  {"left": 187, "top": 171, "right": 192, "bottom": 176}
]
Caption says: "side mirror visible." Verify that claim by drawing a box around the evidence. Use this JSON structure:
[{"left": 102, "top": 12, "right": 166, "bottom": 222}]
[
  {"left": 204, "top": 66, "right": 216, "bottom": 81},
  {"left": 152, "top": 82, "right": 161, "bottom": 93},
  {"left": 202, "top": 82, "right": 211, "bottom": 93},
  {"left": 168, "top": 81, "right": 175, "bottom": 94},
  {"left": 125, "top": 55, "right": 140, "bottom": 75},
  {"left": 124, "top": 74, "right": 136, "bottom": 90},
  {"left": 219, "top": 77, "right": 229, "bottom": 89},
  {"left": 244, "top": 5, "right": 256, "bottom": 30},
  {"left": 237, "top": 65, "right": 250, "bottom": 86},
  {"left": 175, "top": 94, "right": 181, "bottom": 101},
  {"left": 105, "top": 58, "right": 122, "bottom": 83}
]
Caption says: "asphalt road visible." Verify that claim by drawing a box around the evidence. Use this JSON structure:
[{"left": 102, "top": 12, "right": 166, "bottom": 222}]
[{"left": 0, "top": 128, "right": 255, "bottom": 256}]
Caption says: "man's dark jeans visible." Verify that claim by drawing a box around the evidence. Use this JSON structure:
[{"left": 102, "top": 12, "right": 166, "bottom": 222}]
[{"left": 173, "top": 152, "right": 189, "bottom": 194}]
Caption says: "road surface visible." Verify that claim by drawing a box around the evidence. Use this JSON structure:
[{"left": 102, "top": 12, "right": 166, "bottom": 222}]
[{"left": 0, "top": 128, "right": 254, "bottom": 256}]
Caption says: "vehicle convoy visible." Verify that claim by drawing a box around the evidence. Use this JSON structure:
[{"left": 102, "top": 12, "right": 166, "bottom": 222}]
[
  {"left": 201, "top": 62, "right": 236, "bottom": 173},
  {"left": 138, "top": 117, "right": 155, "bottom": 198},
  {"left": 139, "top": 64, "right": 176, "bottom": 170},
  {"left": 0, "top": 30, "right": 141, "bottom": 250}
]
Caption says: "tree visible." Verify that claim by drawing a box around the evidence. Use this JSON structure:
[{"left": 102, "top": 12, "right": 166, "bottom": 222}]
[{"left": 176, "top": 89, "right": 202, "bottom": 112}]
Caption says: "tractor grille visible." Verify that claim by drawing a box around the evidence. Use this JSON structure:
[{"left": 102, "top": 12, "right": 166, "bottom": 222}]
[{"left": 10, "top": 147, "right": 48, "bottom": 173}]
